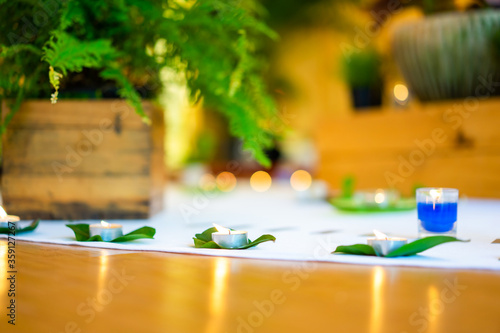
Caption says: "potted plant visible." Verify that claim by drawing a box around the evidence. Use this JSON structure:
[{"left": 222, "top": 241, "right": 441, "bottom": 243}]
[
  {"left": 0, "top": 0, "right": 278, "bottom": 219},
  {"left": 387, "top": 0, "right": 500, "bottom": 101},
  {"left": 341, "top": 48, "right": 383, "bottom": 109}
]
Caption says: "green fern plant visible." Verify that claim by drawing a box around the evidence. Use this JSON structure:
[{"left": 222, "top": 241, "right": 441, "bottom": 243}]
[{"left": 0, "top": 0, "right": 279, "bottom": 166}]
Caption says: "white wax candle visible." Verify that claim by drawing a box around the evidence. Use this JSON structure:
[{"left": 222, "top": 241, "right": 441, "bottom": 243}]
[
  {"left": 367, "top": 229, "right": 407, "bottom": 256},
  {"left": 0, "top": 206, "right": 20, "bottom": 229},
  {"left": 211, "top": 223, "right": 248, "bottom": 249},
  {"left": 89, "top": 221, "right": 123, "bottom": 241}
]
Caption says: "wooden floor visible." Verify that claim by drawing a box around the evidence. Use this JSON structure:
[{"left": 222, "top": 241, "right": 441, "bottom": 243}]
[{"left": 1, "top": 240, "right": 499, "bottom": 333}]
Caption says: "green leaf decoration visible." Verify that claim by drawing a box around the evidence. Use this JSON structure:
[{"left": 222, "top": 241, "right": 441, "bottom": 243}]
[
  {"left": 333, "top": 244, "right": 377, "bottom": 256},
  {"left": 330, "top": 197, "right": 416, "bottom": 213},
  {"left": 384, "top": 236, "right": 466, "bottom": 258},
  {"left": 65, "top": 224, "right": 155, "bottom": 242},
  {"left": 333, "top": 236, "right": 466, "bottom": 258},
  {"left": 239, "top": 234, "right": 277, "bottom": 249},
  {"left": 194, "top": 239, "right": 222, "bottom": 249},
  {"left": 195, "top": 227, "right": 218, "bottom": 242},
  {"left": 66, "top": 224, "right": 91, "bottom": 241},
  {"left": 0, "top": 219, "right": 40, "bottom": 234},
  {"left": 111, "top": 227, "right": 156, "bottom": 242},
  {"left": 193, "top": 227, "right": 276, "bottom": 249}
]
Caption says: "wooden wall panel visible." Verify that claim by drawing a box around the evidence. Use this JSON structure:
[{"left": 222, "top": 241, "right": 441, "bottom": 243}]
[{"left": 315, "top": 99, "right": 500, "bottom": 198}]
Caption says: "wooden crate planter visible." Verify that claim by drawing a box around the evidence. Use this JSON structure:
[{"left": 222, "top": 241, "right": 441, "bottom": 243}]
[{"left": 1, "top": 100, "right": 165, "bottom": 219}]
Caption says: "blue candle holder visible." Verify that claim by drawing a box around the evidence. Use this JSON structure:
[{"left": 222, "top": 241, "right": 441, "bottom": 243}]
[{"left": 417, "top": 188, "right": 458, "bottom": 238}]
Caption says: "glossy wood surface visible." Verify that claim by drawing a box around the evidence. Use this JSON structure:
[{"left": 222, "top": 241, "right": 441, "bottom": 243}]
[{"left": 1, "top": 240, "right": 499, "bottom": 333}]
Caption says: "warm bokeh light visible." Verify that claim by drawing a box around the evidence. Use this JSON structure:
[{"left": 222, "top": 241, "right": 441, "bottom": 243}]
[
  {"left": 97, "top": 250, "right": 109, "bottom": 298},
  {"left": 370, "top": 266, "right": 385, "bottom": 333},
  {"left": 290, "top": 170, "right": 312, "bottom": 191},
  {"left": 427, "top": 285, "right": 441, "bottom": 333},
  {"left": 394, "top": 83, "right": 409, "bottom": 103},
  {"left": 0, "top": 243, "right": 7, "bottom": 294},
  {"left": 216, "top": 172, "right": 237, "bottom": 192},
  {"left": 250, "top": 171, "right": 272, "bottom": 192},
  {"left": 374, "top": 189, "right": 386, "bottom": 204},
  {"left": 199, "top": 173, "right": 217, "bottom": 191},
  {"left": 206, "top": 257, "right": 230, "bottom": 333}
]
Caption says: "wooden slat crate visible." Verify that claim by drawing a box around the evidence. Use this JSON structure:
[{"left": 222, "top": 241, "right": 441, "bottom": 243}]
[
  {"left": 315, "top": 99, "right": 500, "bottom": 198},
  {"left": 1, "top": 100, "right": 166, "bottom": 219}
]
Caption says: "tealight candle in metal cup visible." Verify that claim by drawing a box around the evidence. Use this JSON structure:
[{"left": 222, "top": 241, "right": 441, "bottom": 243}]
[
  {"left": 89, "top": 221, "right": 123, "bottom": 241},
  {"left": 367, "top": 230, "right": 407, "bottom": 256},
  {"left": 211, "top": 223, "right": 248, "bottom": 249},
  {"left": 0, "top": 206, "right": 21, "bottom": 230}
]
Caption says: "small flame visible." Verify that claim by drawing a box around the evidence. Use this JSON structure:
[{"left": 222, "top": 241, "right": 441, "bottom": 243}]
[
  {"left": 213, "top": 223, "right": 230, "bottom": 234},
  {"left": 429, "top": 189, "right": 442, "bottom": 200},
  {"left": 101, "top": 220, "right": 110, "bottom": 228},
  {"left": 373, "top": 229, "right": 388, "bottom": 240},
  {"left": 0, "top": 206, "right": 7, "bottom": 219}
]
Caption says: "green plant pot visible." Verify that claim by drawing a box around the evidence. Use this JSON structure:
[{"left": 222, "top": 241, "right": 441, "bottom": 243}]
[{"left": 392, "top": 10, "right": 500, "bottom": 101}]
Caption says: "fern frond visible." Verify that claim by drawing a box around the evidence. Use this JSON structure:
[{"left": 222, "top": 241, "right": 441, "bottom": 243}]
[{"left": 42, "top": 31, "right": 117, "bottom": 75}]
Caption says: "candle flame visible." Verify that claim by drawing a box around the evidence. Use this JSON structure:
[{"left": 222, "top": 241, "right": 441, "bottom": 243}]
[
  {"left": 213, "top": 223, "right": 230, "bottom": 234},
  {"left": 0, "top": 206, "right": 7, "bottom": 219},
  {"left": 101, "top": 220, "right": 110, "bottom": 227},
  {"left": 373, "top": 229, "right": 388, "bottom": 240},
  {"left": 429, "top": 189, "right": 442, "bottom": 200}
]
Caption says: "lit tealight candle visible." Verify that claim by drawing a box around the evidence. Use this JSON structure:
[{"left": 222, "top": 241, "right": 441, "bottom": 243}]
[
  {"left": 367, "top": 229, "right": 407, "bottom": 256},
  {"left": 211, "top": 223, "right": 248, "bottom": 249},
  {"left": 0, "top": 206, "right": 20, "bottom": 229},
  {"left": 353, "top": 189, "right": 399, "bottom": 208},
  {"left": 89, "top": 221, "right": 123, "bottom": 241}
]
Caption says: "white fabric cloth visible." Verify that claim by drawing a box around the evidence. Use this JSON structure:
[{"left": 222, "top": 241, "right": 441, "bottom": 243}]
[{"left": 4, "top": 183, "right": 500, "bottom": 270}]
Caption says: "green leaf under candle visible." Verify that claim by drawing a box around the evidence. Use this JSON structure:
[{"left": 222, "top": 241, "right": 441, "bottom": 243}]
[
  {"left": 384, "top": 236, "right": 465, "bottom": 257},
  {"left": 333, "top": 244, "right": 377, "bottom": 256}
]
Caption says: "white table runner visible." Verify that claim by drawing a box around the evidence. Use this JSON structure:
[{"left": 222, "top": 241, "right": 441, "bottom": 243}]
[{"left": 4, "top": 183, "right": 500, "bottom": 270}]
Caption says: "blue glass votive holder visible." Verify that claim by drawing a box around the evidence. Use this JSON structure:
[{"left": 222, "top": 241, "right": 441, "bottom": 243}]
[{"left": 417, "top": 188, "right": 458, "bottom": 238}]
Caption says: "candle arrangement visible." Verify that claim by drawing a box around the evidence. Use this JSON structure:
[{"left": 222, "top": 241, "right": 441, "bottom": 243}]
[
  {"left": 0, "top": 206, "right": 39, "bottom": 234},
  {"left": 353, "top": 189, "right": 400, "bottom": 208},
  {"left": 89, "top": 221, "right": 124, "bottom": 241},
  {"left": 193, "top": 224, "right": 275, "bottom": 249},
  {"left": 211, "top": 224, "right": 249, "bottom": 249},
  {"left": 417, "top": 188, "right": 459, "bottom": 238},
  {"left": 0, "top": 206, "right": 20, "bottom": 230},
  {"left": 66, "top": 222, "right": 155, "bottom": 242},
  {"left": 330, "top": 189, "right": 415, "bottom": 212},
  {"left": 367, "top": 230, "right": 408, "bottom": 256},
  {"left": 333, "top": 229, "right": 464, "bottom": 257}
]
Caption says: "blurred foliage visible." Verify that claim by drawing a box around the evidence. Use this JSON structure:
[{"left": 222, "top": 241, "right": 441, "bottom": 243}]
[
  {"left": 261, "top": 0, "right": 362, "bottom": 29},
  {"left": 371, "top": 0, "right": 493, "bottom": 15},
  {"left": 185, "top": 130, "right": 217, "bottom": 164},
  {"left": 341, "top": 48, "right": 381, "bottom": 87},
  {"left": 0, "top": 0, "right": 280, "bottom": 166}
]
